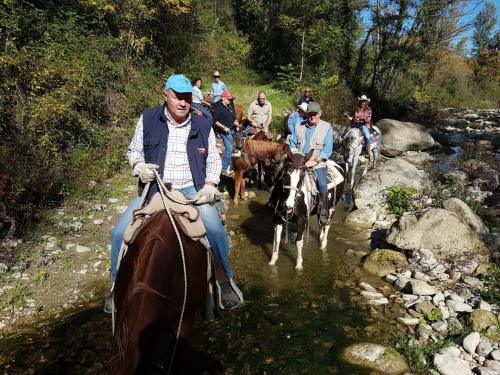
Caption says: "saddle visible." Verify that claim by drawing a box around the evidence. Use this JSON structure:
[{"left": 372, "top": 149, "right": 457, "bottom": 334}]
[
  {"left": 304, "top": 160, "right": 344, "bottom": 195},
  {"left": 123, "top": 190, "right": 206, "bottom": 245}
]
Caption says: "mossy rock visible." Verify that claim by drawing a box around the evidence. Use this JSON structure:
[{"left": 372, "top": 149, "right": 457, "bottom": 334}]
[
  {"left": 340, "top": 342, "right": 409, "bottom": 375},
  {"left": 470, "top": 309, "right": 499, "bottom": 332},
  {"left": 363, "top": 249, "right": 408, "bottom": 277}
]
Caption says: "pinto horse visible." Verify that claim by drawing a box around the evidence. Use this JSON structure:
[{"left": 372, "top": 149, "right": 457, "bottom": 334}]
[
  {"left": 110, "top": 206, "right": 216, "bottom": 374},
  {"left": 268, "top": 149, "right": 345, "bottom": 270},
  {"left": 232, "top": 139, "right": 285, "bottom": 205}
]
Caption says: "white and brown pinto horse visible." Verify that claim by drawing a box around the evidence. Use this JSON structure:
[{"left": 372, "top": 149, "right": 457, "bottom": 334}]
[{"left": 268, "top": 148, "right": 345, "bottom": 270}]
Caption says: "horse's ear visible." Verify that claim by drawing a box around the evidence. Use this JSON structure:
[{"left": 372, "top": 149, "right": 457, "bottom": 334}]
[{"left": 305, "top": 149, "right": 314, "bottom": 162}]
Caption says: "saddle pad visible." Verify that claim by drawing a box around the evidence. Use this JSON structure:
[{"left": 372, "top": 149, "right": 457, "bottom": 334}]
[
  {"left": 326, "top": 160, "right": 344, "bottom": 190},
  {"left": 123, "top": 191, "right": 207, "bottom": 245}
]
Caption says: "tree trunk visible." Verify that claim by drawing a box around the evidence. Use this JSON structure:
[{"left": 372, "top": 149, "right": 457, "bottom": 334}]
[{"left": 299, "top": 28, "right": 305, "bottom": 82}]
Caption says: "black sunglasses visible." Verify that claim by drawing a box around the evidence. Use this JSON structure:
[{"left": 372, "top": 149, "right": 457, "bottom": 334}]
[{"left": 213, "top": 75, "right": 220, "bottom": 78}]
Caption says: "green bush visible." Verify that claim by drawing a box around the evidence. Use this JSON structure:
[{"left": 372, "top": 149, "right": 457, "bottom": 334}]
[
  {"left": 386, "top": 186, "right": 419, "bottom": 215},
  {"left": 395, "top": 336, "right": 452, "bottom": 373}
]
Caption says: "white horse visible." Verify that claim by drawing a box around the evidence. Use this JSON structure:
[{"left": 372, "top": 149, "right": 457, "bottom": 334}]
[{"left": 340, "top": 125, "right": 382, "bottom": 188}]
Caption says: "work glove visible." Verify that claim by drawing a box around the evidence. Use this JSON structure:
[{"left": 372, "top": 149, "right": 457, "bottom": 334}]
[
  {"left": 133, "top": 162, "right": 159, "bottom": 184},
  {"left": 193, "top": 184, "right": 219, "bottom": 205}
]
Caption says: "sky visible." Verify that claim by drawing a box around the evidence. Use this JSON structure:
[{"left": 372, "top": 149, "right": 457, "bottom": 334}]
[{"left": 361, "top": 0, "right": 500, "bottom": 53}]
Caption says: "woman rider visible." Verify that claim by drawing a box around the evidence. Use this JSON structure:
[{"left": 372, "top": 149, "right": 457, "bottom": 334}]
[{"left": 347, "top": 95, "right": 374, "bottom": 158}]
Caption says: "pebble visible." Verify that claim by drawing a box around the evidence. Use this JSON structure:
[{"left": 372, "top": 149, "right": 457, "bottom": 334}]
[
  {"left": 484, "top": 360, "right": 500, "bottom": 371},
  {"left": 366, "top": 297, "right": 389, "bottom": 306},
  {"left": 462, "top": 275, "right": 483, "bottom": 288},
  {"left": 109, "top": 198, "right": 119, "bottom": 203},
  {"left": 395, "top": 277, "right": 410, "bottom": 291},
  {"left": 398, "top": 317, "right": 419, "bottom": 326},
  {"left": 93, "top": 261, "right": 102, "bottom": 268},
  {"left": 432, "top": 321, "right": 448, "bottom": 334},
  {"left": 477, "top": 341, "right": 494, "bottom": 357},
  {"left": 463, "top": 332, "right": 480, "bottom": 355},
  {"left": 93, "top": 219, "right": 104, "bottom": 225},
  {"left": 449, "top": 294, "right": 465, "bottom": 303},
  {"left": 480, "top": 300, "right": 492, "bottom": 311},
  {"left": 75, "top": 245, "right": 90, "bottom": 253},
  {"left": 360, "top": 291, "right": 384, "bottom": 299},
  {"left": 359, "top": 282, "right": 377, "bottom": 292},
  {"left": 475, "top": 367, "right": 499, "bottom": 375},
  {"left": 433, "top": 292, "right": 445, "bottom": 305},
  {"left": 447, "top": 300, "right": 473, "bottom": 313},
  {"left": 116, "top": 206, "right": 128, "bottom": 213},
  {"left": 385, "top": 274, "right": 398, "bottom": 283},
  {"left": 0, "top": 263, "right": 8, "bottom": 273},
  {"left": 409, "top": 279, "right": 436, "bottom": 296},
  {"left": 433, "top": 353, "right": 472, "bottom": 375},
  {"left": 491, "top": 350, "right": 500, "bottom": 361},
  {"left": 440, "top": 346, "right": 461, "bottom": 357},
  {"left": 417, "top": 324, "right": 433, "bottom": 340}
]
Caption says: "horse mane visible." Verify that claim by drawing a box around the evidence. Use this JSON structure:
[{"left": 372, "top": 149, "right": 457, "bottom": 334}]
[{"left": 246, "top": 140, "right": 282, "bottom": 157}]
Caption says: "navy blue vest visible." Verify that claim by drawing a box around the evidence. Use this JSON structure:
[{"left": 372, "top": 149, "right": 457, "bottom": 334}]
[{"left": 137, "top": 105, "right": 212, "bottom": 200}]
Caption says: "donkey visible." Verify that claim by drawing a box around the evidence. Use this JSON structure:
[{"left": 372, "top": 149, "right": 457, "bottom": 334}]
[
  {"left": 340, "top": 124, "right": 382, "bottom": 188},
  {"left": 268, "top": 149, "right": 345, "bottom": 270}
]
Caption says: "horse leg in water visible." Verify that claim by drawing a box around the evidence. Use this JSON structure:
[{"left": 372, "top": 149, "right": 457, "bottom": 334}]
[
  {"left": 257, "top": 161, "right": 262, "bottom": 190},
  {"left": 350, "top": 152, "right": 358, "bottom": 188},
  {"left": 362, "top": 152, "right": 369, "bottom": 177},
  {"left": 295, "top": 216, "right": 307, "bottom": 271},
  {"left": 233, "top": 170, "right": 244, "bottom": 205},
  {"left": 269, "top": 224, "right": 283, "bottom": 266}
]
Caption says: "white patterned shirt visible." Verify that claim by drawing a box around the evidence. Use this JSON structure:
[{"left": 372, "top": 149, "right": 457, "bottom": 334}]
[{"left": 127, "top": 109, "right": 221, "bottom": 188}]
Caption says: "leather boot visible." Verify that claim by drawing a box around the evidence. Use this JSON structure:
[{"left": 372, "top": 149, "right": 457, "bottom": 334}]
[{"left": 319, "top": 192, "right": 331, "bottom": 226}]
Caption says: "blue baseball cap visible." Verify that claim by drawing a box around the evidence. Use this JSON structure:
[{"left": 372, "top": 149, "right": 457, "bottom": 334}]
[{"left": 164, "top": 74, "right": 192, "bottom": 93}]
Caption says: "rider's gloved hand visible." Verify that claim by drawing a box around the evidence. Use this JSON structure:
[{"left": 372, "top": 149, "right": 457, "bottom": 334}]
[
  {"left": 193, "top": 184, "right": 219, "bottom": 205},
  {"left": 133, "top": 162, "right": 159, "bottom": 184}
]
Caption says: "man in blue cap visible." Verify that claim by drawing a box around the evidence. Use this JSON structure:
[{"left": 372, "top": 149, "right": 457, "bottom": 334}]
[{"left": 106, "top": 74, "right": 243, "bottom": 312}]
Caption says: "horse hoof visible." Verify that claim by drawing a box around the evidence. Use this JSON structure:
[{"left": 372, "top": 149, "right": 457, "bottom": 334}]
[
  {"left": 295, "top": 265, "right": 303, "bottom": 271},
  {"left": 320, "top": 243, "right": 327, "bottom": 250},
  {"left": 268, "top": 260, "right": 276, "bottom": 266}
]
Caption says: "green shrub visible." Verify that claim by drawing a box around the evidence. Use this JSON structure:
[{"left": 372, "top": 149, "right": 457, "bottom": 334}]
[
  {"left": 395, "top": 336, "right": 452, "bottom": 373},
  {"left": 386, "top": 186, "right": 419, "bottom": 215},
  {"left": 480, "top": 265, "right": 500, "bottom": 305}
]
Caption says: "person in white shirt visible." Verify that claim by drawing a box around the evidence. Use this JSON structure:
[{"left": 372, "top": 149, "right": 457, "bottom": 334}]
[{"left": 191, "top": 78, "right": 213, "bottom": 123}]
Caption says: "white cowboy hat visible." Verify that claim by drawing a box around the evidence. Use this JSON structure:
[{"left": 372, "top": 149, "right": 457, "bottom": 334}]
[
  {"left": 358, "top": 95, "right": 370, "bottom": 102},
  {"left": 298, "top": 103, "right": 308, "bottom": 112}
]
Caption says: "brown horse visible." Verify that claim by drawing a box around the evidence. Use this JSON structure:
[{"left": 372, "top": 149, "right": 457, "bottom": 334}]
[
  {"left": 110, "top": 210, "right": 218, "bottom": 374},
  {"left": 232, "top": 139, "right": 285, "bottom": 205}
]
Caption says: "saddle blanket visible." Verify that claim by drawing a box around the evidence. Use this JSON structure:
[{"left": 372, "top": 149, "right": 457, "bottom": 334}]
[
  {"left": 304, "top": 160, "right": 344, "bottom": 194},
  {"left": 123, "top": 190, "right": 207, "bottom": 245}
]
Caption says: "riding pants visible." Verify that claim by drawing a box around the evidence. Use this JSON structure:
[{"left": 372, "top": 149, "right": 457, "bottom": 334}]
[
  {"left": 219, "top": 131, "right": 233, "bottom": 172},
  {"left": 315, "top": 167, "right": 328, "bottom": 193},
  {"left": 110, "top": 187, "right": 234, "bottom": 282},
  {"left": 361, "top": 125, "right": 372, "bottom": 146}
]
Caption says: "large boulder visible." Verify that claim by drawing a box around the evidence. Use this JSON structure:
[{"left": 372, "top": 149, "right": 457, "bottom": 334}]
[
  {"left": 386, "top": 208, "right": 488, "bottom": 261},
  {"left": 376, "top": 119, "right": 435, "bottom": 157},
  {"left": 363, "top": 249, "right": 408, "bottom": 277},
  {"left": 470, "top": 309, "right": 499, "bottom": 332},
  {"left": 340, "top": 343, "right": 409, "bottom": 375},
  {"left": 353, "top": 158, "right": 429, "bottom": 211},
  {"left": 443, "top": 198, "right": 489, "bottom": 235}
]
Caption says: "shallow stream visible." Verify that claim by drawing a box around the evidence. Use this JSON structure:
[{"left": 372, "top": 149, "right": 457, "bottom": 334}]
[{"left": 0, "top": 191, "right": 402, "bottom": 374}]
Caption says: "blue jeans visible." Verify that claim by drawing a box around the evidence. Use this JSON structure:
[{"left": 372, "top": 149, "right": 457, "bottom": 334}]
[
  {"left": 110, "top": 187, "right": 234, "bottom": 281},
  {"left": 219, "top": 131, "right": 233, "bottom": 171},
  {"left": 110, "top": 195, "right": 142, "bottom": 281},
  {"left": 191, "top": 103, "right": 213, "bottom": 123},
  {"left": 315, "top": 167, "right": 328, "bottom": 193},
  {"left": 361, "top": 125, "right": 372, "bottom": 146}
]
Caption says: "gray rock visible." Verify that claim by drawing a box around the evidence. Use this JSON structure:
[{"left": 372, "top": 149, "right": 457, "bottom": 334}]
[
  {"left": 385, "top": 274, "right": 398, "bottom": 283},
  {"left": 377, "top": 119, "right": 436, "bottom": 157},
  {"left": 346, "top": 209, "right": 377, "bottom": 228},
  {"left": 360, "top": 291, "right": 385, "bottom": 299},
  {"left": 340, "top": 342, "right": 409, "bottom": 375},
  {"left": 475, "top": 367, "right": 499, "bottom": 375},
  {"left": 395, "top": 277, "right": 411, "bottom": 291},
  {"left": 461, "top": 259, "right": 479, "bottom": 275},
  {"left": 116, "top": 205, "right": 128, "bottom": 213},
  {"left": 479, "top": 300, "right": 492, "bottom": 312},
  {"left": 353, "top": 158, "right": 430, "bottom": 211},
  {"left": 401, "top": 151, "right": 437, "bottom": 166},
  {"left": 359, "top": 282, "right": 378, "bottom": 292},
  {"left": 362, "top": 249, "right": 408, "bottom": 277},
  {"left": 462, "top": 275, "right": 483, "bottom": 288},
  {"left": 470, "top": 310, "right": 499, "bottom": 332},
  {"left": 449, "top": 294, "right": 465, "bottom": 303},
  {"left": 443, "top": 198, "right": 489, "bottom": 235},
  {"left": 463, "top": 332, "right": 480, "bottom": 355},
  {"left": 490, "top": 350, "right": 500, "bottom": 361},
  {"left": 432, "top": 321, "right": 448, "bottom": 334},
  {"left": 386, "top": 208, "right": 488, "bottom": 261},
  {"left": 398, "top": 317, "right": 420, "bottom": 326},
  {"left": 0, "top": 263, "right": 8, "bottom": 273},
  {"left": 93, "top": 219, "right": 104, "bottom": 225},
  {"left": 477, "top": 340, "right": 494, "bottom": 357},
  {"left": 367, "top": 297, "right": 390, "bottom": 306},
  {"left": 409, "top": 279, "right": 437, "bottom": 296},
  {"left": 75, "top": 245, "right": 91, "bottom": 254},
  {"left": 417, "top": 324, "right": 433, "bottom": 341},
  {"left": 433, "top": 293, "right": 445, "bottom": 305},
  {"left": 485, "top": 360, "right": 500, "bottom": 371},
  {"left": 440, "top": 346, "right": 461, "bottom": 357},
  {"left": 433, "top": 353, "right": 472, "bottom": 375},
  {"left": 447, "top": 300, "right": 473, "bottom": 313}
]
